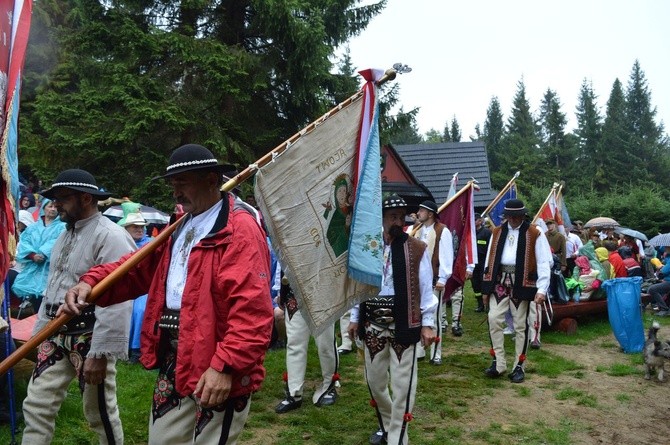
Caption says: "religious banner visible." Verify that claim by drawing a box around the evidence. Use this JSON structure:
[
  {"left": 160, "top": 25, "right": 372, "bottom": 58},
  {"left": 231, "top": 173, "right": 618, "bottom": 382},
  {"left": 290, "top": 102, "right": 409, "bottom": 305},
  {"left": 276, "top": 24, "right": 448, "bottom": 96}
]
[
  {"left": 255, "top": 70, "right": 383, "bottom": 335},
  {"left": 0, "top": 0, "right": 32, "bottom": 282}
]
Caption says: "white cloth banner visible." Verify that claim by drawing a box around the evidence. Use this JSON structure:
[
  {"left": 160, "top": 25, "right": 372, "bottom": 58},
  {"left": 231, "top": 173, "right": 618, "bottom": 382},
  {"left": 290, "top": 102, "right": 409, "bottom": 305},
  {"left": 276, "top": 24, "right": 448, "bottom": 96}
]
[{"left": 255, "top": 94, "right": 380, "bottom": 335}]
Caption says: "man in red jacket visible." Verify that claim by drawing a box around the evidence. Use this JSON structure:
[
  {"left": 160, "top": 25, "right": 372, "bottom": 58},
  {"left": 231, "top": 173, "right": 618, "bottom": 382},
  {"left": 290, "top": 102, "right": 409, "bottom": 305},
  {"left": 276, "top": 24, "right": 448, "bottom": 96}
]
[{"left": 61, "top": 144, "right": 274, "bottom": 445}]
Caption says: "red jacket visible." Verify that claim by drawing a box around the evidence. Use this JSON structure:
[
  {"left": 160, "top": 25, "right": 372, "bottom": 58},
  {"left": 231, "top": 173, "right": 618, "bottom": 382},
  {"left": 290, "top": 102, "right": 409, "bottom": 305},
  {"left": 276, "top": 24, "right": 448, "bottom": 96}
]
[
  {"left": 608, "top": 252, "right": 627, "bottom": 278},
  {"left": 82, "top": 195, "right": 273, "bottom": 398}
]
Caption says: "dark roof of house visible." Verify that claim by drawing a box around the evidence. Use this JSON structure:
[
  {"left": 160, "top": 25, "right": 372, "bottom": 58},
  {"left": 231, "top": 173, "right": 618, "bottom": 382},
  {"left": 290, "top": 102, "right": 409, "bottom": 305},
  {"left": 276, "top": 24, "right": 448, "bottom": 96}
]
[
  {"left": 381, "top": 182, "right": 434, "bottom": 213},
  {"left": 393, "top": 141, "right": 498, "bottom": 208}
]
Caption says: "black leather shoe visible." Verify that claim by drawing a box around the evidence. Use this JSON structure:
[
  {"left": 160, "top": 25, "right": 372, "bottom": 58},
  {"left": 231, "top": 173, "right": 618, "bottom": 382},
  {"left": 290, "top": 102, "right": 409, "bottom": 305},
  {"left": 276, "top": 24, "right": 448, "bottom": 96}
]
[
  {"left": 429, "top": 358, "right": 442, "bottom": 365},
  {"left": 474, "top": 305, "right": 485, "bottom": 313},
  {"left": 530, "top": 340, "right": 541, "bottom": 350},
  {"left": 452, "top": 325, "right": 464, "bottom": 337},
  {"left": 314, "top": 387, "right": 338, "bottom": 407},
  {"left": 509, "top": 366, "right": 525, "bottom": 383},
  {"left": 275, "top": 397, "right": 303, "bottom": 414},
  {"left": 369, "top": 428, "right": 387, "bottom": 445},
  {"left": 484, "top": 362, "right": 502, "bottom": 378}
]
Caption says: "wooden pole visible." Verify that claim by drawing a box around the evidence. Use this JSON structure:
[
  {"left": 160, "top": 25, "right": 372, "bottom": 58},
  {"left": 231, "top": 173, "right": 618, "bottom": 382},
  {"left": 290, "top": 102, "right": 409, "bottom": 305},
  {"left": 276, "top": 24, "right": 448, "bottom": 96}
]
[
  {"left": 0, "top": 213, "right": 187, "bottom": 376},
  {"left": 531, "top": 182, "right": 561, "bottom": 224},
  {"left": 437, "top": 180, "right": 477, "bottom": 214},
  {"left": 0, "top": 66, "right": 403, "bottom": 376},
  {"left": 481, "top": 171, "right": 520, "bottom": 218},
  {"left": 410, "top": 181, "right": 478, "bottom": 236},
  {"left": 221, "top": 68, "right": 398, "bottom": 193}
]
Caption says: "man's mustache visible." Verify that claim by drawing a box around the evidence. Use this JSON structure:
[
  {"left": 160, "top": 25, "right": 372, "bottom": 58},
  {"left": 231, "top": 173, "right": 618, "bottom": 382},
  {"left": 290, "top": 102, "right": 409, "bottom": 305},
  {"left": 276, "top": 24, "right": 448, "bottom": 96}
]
[{"left": 388, "top": 225, "right": 404, "bottom": 238}]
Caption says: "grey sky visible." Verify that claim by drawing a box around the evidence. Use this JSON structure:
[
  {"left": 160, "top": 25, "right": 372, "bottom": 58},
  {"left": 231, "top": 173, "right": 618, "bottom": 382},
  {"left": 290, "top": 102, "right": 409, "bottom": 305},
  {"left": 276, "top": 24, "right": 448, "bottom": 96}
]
[{"left": 344, "top": 0, "right": 669, "bottom": 138}]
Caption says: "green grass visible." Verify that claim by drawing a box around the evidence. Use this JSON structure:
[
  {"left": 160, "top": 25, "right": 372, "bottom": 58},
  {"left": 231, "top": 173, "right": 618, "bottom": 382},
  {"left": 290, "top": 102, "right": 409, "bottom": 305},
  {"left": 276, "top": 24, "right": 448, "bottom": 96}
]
[{"left": 1, "top": 282, "right": 663, "bottom": 444}]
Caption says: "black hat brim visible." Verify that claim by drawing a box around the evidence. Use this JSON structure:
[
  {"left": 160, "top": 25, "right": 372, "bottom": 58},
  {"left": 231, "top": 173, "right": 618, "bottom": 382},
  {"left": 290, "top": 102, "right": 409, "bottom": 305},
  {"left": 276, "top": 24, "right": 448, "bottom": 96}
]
[
  {"left": 503, "top": 209, "right": 527, "bottom": 217},
  {"left": 41, "top": 185, "right": 112, "bottom": 200}
]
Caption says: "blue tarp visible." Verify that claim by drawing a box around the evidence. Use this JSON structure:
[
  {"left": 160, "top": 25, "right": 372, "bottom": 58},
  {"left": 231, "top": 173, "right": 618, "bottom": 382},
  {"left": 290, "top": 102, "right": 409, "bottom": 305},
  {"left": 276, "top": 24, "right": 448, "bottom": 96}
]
[{"left": 602, "top": 277, "right": 645, "bottom": 353}]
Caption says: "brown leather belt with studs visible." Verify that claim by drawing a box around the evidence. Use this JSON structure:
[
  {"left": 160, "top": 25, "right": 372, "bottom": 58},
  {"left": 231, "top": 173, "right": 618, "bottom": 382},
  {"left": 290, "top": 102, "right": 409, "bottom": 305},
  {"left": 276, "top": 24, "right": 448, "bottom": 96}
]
[{"left": 45, "top": 303, "right": 96, "bottom": 335}]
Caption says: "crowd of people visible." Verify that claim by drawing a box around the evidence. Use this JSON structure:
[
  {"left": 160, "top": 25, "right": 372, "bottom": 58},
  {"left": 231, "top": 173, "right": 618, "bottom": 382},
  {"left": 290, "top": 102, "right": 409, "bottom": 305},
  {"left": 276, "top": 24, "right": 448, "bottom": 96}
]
[{"left": 0, "top": 144, "right": 666, "bottom": 444}]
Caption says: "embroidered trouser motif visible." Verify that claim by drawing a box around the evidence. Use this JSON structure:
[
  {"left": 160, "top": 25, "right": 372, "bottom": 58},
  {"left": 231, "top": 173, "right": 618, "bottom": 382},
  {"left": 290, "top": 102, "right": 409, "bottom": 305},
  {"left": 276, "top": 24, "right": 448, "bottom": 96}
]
[
  {"left": 149, "top": 351, "right": 251, "bottom": 444},
  {"left": 22, "top": 334, "right": 123, "bottom": 444},
  {"left": 487, "top": 272, "right": 531, "bottom": 373},
  {"left": 364, "top": 323, "right": 417, "bottom": 445}
]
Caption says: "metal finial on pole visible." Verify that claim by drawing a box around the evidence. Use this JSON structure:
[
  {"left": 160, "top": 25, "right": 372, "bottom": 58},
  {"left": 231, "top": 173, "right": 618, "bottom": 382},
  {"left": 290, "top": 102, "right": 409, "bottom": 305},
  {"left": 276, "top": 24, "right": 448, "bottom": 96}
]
[{"left": 392, "top": 63, "right": 412, "bottom": 74}]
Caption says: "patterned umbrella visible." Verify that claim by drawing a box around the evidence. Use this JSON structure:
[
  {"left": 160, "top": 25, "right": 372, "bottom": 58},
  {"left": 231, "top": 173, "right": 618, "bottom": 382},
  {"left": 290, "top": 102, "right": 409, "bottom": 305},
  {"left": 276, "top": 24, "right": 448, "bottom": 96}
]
[
  {"left": 103, "top": 205, "right": 169, "bottom": 224},
  {"left": 583, "top": 217, "right": 620, "bottom": 229},
  {"left": 649, "top": 233, "right": 670, "bottom": 247}
]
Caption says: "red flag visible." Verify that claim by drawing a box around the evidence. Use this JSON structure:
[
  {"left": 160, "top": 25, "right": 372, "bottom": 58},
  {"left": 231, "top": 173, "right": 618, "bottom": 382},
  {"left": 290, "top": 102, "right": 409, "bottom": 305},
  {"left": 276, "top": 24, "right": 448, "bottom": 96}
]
[
  {"left": 439, "top": 182, "right": 477, "bottom": 300},
  {"left": 0, "top": 0, "right": 33, "bottom": 281},
  {"left": 533, "top": 185, "right": 565, "bottom": 234}
]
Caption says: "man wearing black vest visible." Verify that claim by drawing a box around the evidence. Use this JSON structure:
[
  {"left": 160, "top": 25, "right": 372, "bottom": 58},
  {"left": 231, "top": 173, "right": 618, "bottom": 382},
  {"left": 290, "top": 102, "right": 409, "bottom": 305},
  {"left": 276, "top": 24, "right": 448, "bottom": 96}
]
[
  {"left": 348, "top": 195, "right": 437, "bottom": 445},
  {"left": 481, "top": 199, "right": 553, "bottom": 383},
  {"left": 473, "top": 213, "right": 492, "bottom": 312}
]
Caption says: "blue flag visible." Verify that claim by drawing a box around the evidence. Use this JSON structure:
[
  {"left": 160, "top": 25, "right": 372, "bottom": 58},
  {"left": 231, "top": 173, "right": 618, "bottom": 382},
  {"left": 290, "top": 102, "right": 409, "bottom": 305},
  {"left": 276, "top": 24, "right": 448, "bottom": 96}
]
[{"left": 489, "top": 184, "right": 517, "bottom": 227}]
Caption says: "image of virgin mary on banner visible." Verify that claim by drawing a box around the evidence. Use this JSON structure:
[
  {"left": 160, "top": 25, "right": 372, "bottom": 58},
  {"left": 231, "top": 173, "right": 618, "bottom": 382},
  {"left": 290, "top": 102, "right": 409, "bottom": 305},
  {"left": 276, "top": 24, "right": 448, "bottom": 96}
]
[{"left": 254, "top": 69, "right": 384, "bottom": 335}]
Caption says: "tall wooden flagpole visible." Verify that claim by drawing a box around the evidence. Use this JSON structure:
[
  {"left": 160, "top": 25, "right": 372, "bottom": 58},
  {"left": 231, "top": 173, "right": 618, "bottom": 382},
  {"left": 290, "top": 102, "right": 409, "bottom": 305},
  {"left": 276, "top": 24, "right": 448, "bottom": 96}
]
[
  {"left": 220, "top": 68, "right": 399, "bottom": 193},
  {"left": 481, "top": 171, "right": 519, "bottom": 219},
  {"left": 531, "top": 182, "right": 562, "bottom": 224},
  {"left": 0, "top": 66, "right": 404, "bottom": 376},
  {"left": 410, "top": 181, "right": 479, "bottom": 236}
]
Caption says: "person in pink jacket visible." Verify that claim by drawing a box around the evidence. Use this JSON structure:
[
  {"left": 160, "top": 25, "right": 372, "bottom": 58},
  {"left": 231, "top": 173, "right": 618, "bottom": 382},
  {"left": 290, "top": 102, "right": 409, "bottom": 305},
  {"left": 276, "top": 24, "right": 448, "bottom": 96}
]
[{"left": 62, "top": 144, "right": 274, "bottom": 445}]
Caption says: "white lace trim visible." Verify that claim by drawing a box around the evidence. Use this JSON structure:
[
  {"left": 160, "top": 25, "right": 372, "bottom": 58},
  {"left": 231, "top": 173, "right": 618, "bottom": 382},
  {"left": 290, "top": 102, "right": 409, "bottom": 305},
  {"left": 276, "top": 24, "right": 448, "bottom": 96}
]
[
  {"left": 51, "top": 181, "right": 98, "bottom": 190},
  {"left": 166, "top": 158, "right": 218, "bottom": 171}
]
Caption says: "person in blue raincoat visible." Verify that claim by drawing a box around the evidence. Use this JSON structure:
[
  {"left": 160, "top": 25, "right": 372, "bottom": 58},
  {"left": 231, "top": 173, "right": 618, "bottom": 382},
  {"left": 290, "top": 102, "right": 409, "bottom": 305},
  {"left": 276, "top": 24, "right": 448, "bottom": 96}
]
[
  {"left": 119, "top": 212, "right": 153, "bottom": 362},
  {"left": 11, "top": 198, "right": 66, "bottom": 313}
]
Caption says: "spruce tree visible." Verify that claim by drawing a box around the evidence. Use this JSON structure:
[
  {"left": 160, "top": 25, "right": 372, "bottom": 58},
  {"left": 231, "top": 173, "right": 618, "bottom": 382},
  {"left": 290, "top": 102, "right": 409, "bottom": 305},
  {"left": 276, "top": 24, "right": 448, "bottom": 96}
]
[
  {"left": 575, "top": 79, "right": 603, "bottom": 186},
  {"left": 538, "top": 88, "right": 574, "bottom": 182},
  {"left": 498, "top": 79, "right": 542, "bottom": 190},
  {"left": 598, "top": 78, "right": 631, "bottom": 190},
  {"left": 450, "top": 116, "right": 462, "bottom": 142},
  {"left": 18, "top": 0, "right": 388, "bottom": 205},
  {"left": 443, "top": 122, "right": 452, "bottom": 142},
  {"left": 482, "top": 96, "right": 505, "bottom": 179},
  {"left": 624, "top": 60, "right": 670, "bottom": 187}
]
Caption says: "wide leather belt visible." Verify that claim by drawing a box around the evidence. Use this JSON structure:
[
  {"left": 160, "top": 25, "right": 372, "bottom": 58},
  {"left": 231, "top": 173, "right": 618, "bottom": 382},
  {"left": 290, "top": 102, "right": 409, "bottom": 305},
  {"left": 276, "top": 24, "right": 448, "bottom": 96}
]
[
  {"left": 501, "top": 265, "right": 516, "bottom": 273},
  {"left": 364, "top": 296, "right": 395, "bottom": 325},
  {"left": 45, "top": 303, "right": 96, "bottom": 335},
  {"left": 159, "top": 308, "right": 180, "bottom": 350},
  {"left": 158, "top": 308, "right": 180, "bottom": 331}
]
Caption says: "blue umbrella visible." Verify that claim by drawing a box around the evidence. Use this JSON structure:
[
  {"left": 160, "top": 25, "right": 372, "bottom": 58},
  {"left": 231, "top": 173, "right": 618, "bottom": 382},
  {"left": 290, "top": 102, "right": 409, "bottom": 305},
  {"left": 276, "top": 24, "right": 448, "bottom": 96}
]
[{"left": 614, "top": 227, "right": 648, "bottom": 241}]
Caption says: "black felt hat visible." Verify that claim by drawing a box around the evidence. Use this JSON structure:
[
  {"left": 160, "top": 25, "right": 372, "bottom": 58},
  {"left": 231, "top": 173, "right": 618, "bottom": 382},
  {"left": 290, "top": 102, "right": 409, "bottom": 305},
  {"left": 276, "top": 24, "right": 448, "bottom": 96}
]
[
  {"left": 41, "top": 169, "right": 111, "bottom": 199},
  {"left": 154, "top": 144, "right": 236, "bottom": 180},
  {"left": 419, "top": 200, "right": 438, "bottom": 215},
  {"left": 503, "top": 199, "right": 528, "bottom": 217},
  {"left": 383, "top": 194, "right": 408, "bottom": 211}
]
